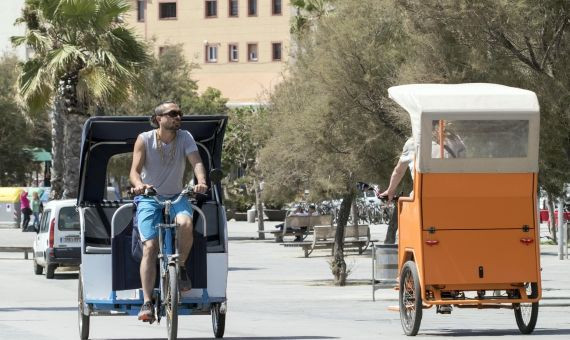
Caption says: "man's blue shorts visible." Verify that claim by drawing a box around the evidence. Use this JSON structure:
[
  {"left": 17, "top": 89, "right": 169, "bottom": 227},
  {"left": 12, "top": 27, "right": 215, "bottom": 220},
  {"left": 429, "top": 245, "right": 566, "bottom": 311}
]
[{"left": 134, "top": 195, "right": 193, "bottom": 242}]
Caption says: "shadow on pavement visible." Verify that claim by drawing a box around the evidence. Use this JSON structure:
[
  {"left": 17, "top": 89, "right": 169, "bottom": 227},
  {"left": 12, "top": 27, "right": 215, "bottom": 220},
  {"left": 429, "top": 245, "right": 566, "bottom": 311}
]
[
  {"left": 0, "top": 306, "right": 76, "bottom": 312},
  {"left": 421, "top": 328, "right": 570, "bottom": 336},
  {"left": 228, "top": 267, "right": 263, "bottom": 271},
  {"left": 96, "top": 338, "right": 337, "bottom": 340}
]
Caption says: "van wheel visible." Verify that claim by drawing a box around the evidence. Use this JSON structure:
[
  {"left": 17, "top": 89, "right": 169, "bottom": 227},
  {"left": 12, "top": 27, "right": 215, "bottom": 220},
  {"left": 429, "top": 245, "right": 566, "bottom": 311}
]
[
  {"left": 46, "top": 264, "right": 56, "bottom": 279},
  {"left": 33, "top": 260, "right": 43, "bottom": 275}
]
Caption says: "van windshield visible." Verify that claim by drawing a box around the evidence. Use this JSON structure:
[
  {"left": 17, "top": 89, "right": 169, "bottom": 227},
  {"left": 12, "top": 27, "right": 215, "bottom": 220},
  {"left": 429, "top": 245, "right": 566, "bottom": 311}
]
[
  {"left": 59, "top": 206, "right": 80, "bottom": 231},
  {"left": 431, "top": 120, "right": 529, "bottom": 159}
]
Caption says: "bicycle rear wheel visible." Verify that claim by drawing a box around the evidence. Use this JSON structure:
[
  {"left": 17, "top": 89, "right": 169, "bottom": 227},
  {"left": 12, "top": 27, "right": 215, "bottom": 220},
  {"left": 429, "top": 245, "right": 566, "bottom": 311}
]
[{"left": 166, "top": 264, "right": 179, "bottom": 340}]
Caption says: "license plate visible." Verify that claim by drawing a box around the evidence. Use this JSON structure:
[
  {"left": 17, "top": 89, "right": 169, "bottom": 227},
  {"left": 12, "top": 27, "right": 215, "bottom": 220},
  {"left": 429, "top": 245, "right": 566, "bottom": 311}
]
[{"left": 62, "top": 236, "right": 80, "bottom": 243}]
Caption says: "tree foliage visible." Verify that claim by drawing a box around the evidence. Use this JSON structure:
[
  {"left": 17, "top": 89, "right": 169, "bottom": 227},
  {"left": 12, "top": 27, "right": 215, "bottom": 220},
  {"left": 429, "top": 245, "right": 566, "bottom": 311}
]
[
  {"left": 0, "top": 54, "right": 34, "bottom": 186},
  {"left": 262, "top": 0, "right": 412, "bottom": 284},
  {"left": 399, "top": 0, "right": 570, "bottom": 196},
  {"left": 13, "top": 0, "right": 150, "bottom": 114},
  {"left": 222, "top": 106, "right": 271, "bottom": 211},
  {"left": 13, "top": 0, "right": 150, "bottom": 198},
  {"left": 262, "top": 0, "right": 410, "bottom": 204}
]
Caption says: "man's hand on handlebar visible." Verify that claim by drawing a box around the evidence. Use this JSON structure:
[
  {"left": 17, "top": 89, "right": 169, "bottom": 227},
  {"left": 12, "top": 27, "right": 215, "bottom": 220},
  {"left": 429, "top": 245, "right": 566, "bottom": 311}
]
[
  {"left": 131, "top": 183, "right": 154, "bottom": 196},
  {"left": 377, "top": 189, "right": 396, "bottom": 202},
  {"left": 193, "top": 183, "right": 208, "bottom": 194}
]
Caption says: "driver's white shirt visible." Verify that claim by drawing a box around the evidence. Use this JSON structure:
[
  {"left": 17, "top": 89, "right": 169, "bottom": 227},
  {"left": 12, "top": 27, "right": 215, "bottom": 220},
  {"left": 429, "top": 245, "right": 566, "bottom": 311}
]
[{"left": 399, "top": 136, "right": 465, "bottom": 179}]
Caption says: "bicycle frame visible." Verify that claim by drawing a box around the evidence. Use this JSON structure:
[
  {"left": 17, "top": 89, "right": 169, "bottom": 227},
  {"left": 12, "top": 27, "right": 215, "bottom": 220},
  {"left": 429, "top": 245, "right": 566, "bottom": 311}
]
[{"left": 156, "top": 199, "right": 179, "bottom": 324}]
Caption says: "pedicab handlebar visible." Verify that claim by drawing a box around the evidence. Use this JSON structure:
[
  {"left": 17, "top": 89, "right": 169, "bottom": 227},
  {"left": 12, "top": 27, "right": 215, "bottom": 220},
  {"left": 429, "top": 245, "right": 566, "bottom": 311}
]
[{"left": 141, "top": 186, "right": 205, "bottom": 206}]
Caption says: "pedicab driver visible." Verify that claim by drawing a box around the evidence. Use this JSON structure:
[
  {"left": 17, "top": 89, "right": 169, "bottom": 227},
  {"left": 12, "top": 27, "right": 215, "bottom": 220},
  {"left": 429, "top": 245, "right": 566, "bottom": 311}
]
[
  {"left": 130, "top": 101, "right": 208, "bottom": 322},
  {"left": 379, "top": 121, "right": 465, "bottom": 243}
]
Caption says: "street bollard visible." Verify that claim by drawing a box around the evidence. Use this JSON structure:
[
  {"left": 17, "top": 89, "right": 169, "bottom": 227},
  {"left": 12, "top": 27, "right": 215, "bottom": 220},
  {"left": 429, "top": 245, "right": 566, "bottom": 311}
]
[{"left": 558, "top": 200, "right": 566, "bottom": 260}]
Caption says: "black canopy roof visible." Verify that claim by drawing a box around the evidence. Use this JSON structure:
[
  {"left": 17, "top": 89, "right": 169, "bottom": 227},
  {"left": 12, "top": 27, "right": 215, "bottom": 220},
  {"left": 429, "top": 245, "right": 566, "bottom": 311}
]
[{"left": 77, "top": 116, "right": 228, "bottom": 205}]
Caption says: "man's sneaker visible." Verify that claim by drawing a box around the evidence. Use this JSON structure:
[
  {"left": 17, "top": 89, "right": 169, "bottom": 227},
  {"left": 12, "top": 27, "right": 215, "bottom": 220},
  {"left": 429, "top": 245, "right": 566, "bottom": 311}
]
[
  {"left": 179, "top": 267, "right": 192, "bottom": 291},
  {"left": 138, "top": 301, "right": 155, "bottom": 322}
]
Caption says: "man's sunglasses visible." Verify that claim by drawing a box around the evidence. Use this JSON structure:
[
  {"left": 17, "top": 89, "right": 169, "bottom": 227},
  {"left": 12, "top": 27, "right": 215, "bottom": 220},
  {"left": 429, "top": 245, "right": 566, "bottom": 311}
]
[{"left": 159, "top": 110, "right": 183, "bottom": 118}]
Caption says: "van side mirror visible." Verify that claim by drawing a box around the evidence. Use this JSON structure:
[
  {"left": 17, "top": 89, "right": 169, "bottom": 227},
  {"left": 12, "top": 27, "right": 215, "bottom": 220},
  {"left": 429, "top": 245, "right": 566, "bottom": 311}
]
[{"left": 209, "top": 168, "right": 223, "bottom": 184}]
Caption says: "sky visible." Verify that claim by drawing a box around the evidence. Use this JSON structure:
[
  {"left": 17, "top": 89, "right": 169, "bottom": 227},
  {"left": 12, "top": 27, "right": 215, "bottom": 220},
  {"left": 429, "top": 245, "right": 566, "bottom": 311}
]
[{"left": 0, "top": 0, "right": 27, "bottom": 60}]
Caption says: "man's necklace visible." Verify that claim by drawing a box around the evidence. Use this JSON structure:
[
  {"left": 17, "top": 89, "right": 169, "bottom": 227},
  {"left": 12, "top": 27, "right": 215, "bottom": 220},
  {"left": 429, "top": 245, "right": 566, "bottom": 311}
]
[{"left": 156, "top": 130, "right": 177, "bottom": 164}]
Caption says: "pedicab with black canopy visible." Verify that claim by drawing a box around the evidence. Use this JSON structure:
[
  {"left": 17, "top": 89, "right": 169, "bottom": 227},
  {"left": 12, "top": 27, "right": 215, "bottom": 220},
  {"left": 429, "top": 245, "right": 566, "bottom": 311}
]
[{"left": 76, "top": 115, "right": 228, "bottom": 340}]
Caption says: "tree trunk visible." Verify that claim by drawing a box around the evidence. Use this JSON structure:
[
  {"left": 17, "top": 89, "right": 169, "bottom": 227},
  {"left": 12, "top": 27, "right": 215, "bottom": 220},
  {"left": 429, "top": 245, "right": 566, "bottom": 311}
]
[
  {"left": 61, "top": 73, "right": 89, "bottom": 199},
  {"left": 63, "top": 112, "right": 88, "bottom": 199},
  {"left": 546, "top": 191, "right": 557, "bottom": 243},
  {"left": 254, "top": 178, "right": 265, "bottom": 240},
  {"left": 332, "top": 190, "right": 354, "bottom": 286},
  {"left": 351, "top": 200, "right": 358, "bottom": 227},
  {"left": 49, "top": 103, "right": 64, "bottom": 200}
]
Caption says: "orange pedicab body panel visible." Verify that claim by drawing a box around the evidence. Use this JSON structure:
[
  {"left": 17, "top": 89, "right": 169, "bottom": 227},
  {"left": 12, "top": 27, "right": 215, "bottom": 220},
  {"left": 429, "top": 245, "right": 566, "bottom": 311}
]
[{"left": 400, "top": 172, "right": 542, "bottom": 305}]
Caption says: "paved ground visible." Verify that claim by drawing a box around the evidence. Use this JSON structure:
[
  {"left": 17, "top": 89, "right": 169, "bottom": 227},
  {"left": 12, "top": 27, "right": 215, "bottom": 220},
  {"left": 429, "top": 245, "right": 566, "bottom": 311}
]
[{"left": 0, "top": 221, "right": 569, "bottom": 339}]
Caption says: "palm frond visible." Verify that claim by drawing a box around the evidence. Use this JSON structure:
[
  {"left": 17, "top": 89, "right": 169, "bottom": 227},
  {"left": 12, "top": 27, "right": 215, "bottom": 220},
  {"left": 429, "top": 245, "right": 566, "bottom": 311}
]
[
  {"left": 18, "top": 58, "right": 56, "bottom": 113},
  {"left": 11, "top": 30, "right": 52, "bottom": 53},
  {"left": 94, "top": 0, "right": 132, "bottom": 30},
  {"left": 56, "top": 0, "right": 97, "bottom": 28},
  {"left": 38, "top": 0, "right": 62, "bottom": 22},
  {"left": 107, "top": 27, "right": 150, "bottom": 64},
  {"left": 47, "top": 44, "right": 83, "bottom": 71},
  {"left": 78, "top": 65, "right": 113, "bottom": 100}
]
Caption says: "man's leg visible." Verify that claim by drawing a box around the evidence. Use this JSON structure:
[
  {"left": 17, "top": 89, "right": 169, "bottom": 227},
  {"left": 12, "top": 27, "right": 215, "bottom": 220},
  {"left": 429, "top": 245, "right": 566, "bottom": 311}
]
[
  {"left": 140, "top": 239, "right": 158, "bottom": 302},
  {"left": 138, "top": 239, "right": 158, "bottom": 322},
  {"left": 175, "top": 214, "right": 193, "bottom": 290},
  {"left": 384, "top": 204, "right": 399, "bottom": 244},
  {"left": 135, "top": 198, "right": 160, "bottom": 322},
  {"left": 177, "top": 214, "right": 194, "bottom": 264}
]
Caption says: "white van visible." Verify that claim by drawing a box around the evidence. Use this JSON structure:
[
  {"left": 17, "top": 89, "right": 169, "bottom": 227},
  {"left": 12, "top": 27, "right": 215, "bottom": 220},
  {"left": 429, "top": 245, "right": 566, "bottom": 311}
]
[{"left": 32, "top": 199, "right": 81, "bottom": 279}]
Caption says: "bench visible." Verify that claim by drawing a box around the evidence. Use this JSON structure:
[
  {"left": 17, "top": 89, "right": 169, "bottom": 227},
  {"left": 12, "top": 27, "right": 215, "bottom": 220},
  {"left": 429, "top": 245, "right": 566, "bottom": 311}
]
[
  {"left": 259, "top": 214, "right": 333, "bottom": 242},
  {"left": 0, "top": 246, "right": 34, "bottom": 259},
  {"left": 282, "top": 224, "right": 374, "bottom": 257}
]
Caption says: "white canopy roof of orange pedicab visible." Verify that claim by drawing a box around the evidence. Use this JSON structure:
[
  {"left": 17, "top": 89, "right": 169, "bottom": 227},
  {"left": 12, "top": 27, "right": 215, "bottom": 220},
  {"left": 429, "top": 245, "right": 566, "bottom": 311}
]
[{"left": 387, "top": 83, "right": 540, "bottom": 173}]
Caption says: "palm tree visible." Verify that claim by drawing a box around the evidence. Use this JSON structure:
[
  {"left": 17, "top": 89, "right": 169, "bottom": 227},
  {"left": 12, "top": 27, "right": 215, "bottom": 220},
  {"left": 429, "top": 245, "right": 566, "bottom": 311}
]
[{"left": 12, "top": 0, "right": 149, "bottom": 199}]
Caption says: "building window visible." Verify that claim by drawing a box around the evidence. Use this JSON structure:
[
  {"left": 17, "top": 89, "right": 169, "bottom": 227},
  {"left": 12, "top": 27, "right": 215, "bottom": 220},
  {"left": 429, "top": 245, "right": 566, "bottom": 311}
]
[
  {"left": 272, "top": 43, "right": 282, "bottom": 61},
  {"left": 229, "top": 0, "right": 238, "bottom": 17},
  {"left": 137, "top": 0, "right": 145, "bottom": 22},
  {"left": 248, "top": 0, "right": 257, "bottom": 16},
  {"left": 206, "top": 44, "right": 218, "bottom": 63},
  {"left": 272, "top": 0, "right": 282, "bottom": 15},
  {"left": 247, "top": 43, "right": 258, "bottom": 61},
  {"left": 158, "top": 46, "right": 173, "bottom": 56},
  {"left": 228, "top": 44, "right": 239, "bottom": 62},
  {"left": 205, "top": 0, "right": 217, "bottom": 17},
  {"left": 159, "top": 2, "right": 177, "bottom": 19}
]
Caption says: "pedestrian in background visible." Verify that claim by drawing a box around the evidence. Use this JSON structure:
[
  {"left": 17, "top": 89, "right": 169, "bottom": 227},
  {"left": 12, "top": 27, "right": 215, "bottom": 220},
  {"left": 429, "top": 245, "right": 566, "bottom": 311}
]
[
  {"left": 20, "top": 191, "right": 32, "bottom": 231},
  {"left": 31, "top": 191, "right": 42, "bottom": 230}
]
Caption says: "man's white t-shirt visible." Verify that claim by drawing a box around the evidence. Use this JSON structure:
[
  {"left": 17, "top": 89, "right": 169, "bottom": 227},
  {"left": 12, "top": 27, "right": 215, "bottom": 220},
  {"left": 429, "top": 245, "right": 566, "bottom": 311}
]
[{"left": 140, "top": 130, "right": 199, "bottom": 196}]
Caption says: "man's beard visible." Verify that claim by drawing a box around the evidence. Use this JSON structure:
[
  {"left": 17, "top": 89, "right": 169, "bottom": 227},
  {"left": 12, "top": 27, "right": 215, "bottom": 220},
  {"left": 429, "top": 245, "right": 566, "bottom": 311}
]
[{"left": 164, "top": 121, "right": 180, "bottom": 131}]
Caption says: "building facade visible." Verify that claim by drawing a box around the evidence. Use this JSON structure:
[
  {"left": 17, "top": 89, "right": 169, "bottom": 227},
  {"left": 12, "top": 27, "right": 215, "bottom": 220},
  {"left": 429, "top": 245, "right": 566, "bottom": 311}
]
[{"left": 127, "top": 0, "right": 292, "bottom": 105}]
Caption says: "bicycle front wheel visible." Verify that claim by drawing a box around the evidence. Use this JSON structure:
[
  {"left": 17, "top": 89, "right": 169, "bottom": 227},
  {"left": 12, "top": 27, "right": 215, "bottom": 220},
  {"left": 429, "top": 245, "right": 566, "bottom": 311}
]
[{"left": 166, "top": 264, "right": 179, "bottom": 340}]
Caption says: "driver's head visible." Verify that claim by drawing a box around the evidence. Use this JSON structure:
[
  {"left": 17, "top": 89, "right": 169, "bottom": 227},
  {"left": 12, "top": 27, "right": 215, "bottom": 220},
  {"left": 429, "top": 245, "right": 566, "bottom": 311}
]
[{"left": 150, "top": 101, "right": 182, "bottom": 128}]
